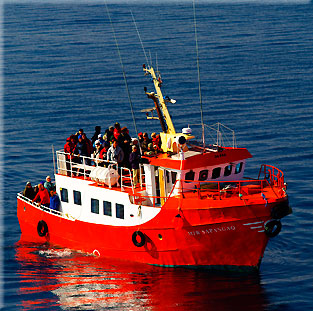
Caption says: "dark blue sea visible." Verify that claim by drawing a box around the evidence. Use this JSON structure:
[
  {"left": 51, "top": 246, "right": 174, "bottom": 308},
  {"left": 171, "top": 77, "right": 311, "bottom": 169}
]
[{"left": 3, "top": 2, "right": 313, "bottom": 310}]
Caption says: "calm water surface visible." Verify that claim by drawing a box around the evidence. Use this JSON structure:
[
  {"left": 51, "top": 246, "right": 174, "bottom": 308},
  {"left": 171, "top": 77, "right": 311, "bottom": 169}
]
[{"left": 3, "top": 2, "right": 313, "bottom": 310}]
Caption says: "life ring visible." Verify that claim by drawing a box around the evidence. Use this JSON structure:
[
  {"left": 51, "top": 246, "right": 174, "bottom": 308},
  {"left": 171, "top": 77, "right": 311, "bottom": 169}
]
[
  {"left": 37, "top": 220, "right": 48, "bottom": 237},
  {"left": 132, "top": 231, "right": 146, "bottom": 247},
  {"left": 264, "top": 219, "right": 281, "bottom": 238}
]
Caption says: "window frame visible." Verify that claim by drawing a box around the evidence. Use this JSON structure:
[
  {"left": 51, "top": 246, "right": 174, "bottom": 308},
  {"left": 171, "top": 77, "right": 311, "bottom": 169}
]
[
  {"left": 185, "top": 170, "right": 195, "bottom": 183},
  {"left": 91, "top": 198, "right": 100, "bottom": 214},
  {"left": 73, "top": 190, "right": 82, "bottom": 205},
  {"left": 224, "top": 165, "right": 232, "bottom": 177},
  {"left": 103, "top": 200, "right": 112, "bottom": 216},
  {"left": 60, "top": 188, "right": 68, "bottom": 203},
  {"left": 212, "top": 167, "right": 221, "bottom": 179},
  {"left": 116, "top": 203, "right": 124, "bottom": 219},
  {"left": 235, "top": 162, "right": 243, "bottom": 174}
]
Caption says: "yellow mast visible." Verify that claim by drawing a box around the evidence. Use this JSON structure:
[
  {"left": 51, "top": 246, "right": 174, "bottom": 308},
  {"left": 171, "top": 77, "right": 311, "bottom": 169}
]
[
  {"left": 143, "top": 65, "right": 194, "bottom": 153},
  {"left": 143, "top": 65, "right": 176, "bottom": 134}
]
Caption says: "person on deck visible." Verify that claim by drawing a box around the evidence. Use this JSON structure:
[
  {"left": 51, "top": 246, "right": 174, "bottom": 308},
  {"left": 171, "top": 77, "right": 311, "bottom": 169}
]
[
  {"left": 23, "top": 182, "right": 35, "bottom": 200},
  {"left": 129, "top": 145, "right": 141, "bottom": 187},
  {"left": 74, "top": 135, "right": 88, "bottom": 164},
  {"left": 49, "top": 190, "right": 61, "bottom": 211},
  {"left": 99, "top": 143, "right": 110, "bottom": 166},
  {"left": 91, "top": 126, "right": 101, "bottom": 145},
  {"left": 92, "top": 140, "right": 103, "bottom": 166},
  {"left": 64, "top": 137, "right": 75, "bottom": 176},
  {"left": 140, "top": 133, "right": 151, "bottom": 155},
  {"left": 82, "top": 133, "right": 93, "bottom": 164},
  {"left": 105, "top": 126, "right": 115, "bottom": 143},
  {"left": 32, "top": 182, "right": 50, "bottom": 208},
  {"left": 138, "top": 132, "right": 143, "bottom": 144},
  {"left": 113, "top": 122, "right": 121, "bottom": 140},
  {"left": 118, "top": 127, "right": 132, "bottom": 167},
  {"left": 44, "top": 176, "right": 55, "bottom": 193},
  {"left": 107, "top": 140, "right": 124, "bottom": 166}
]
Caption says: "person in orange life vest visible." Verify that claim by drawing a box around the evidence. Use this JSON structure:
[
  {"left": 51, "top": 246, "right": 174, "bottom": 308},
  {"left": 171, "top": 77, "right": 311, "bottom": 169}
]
[{"left": 32, "top": 182, "right": 50, "bottom": 208}]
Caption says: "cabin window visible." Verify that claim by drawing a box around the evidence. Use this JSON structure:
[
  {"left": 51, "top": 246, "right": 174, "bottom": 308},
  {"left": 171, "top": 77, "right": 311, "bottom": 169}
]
[
  {"left": 171, "top": 171, "right": 177, "bottom": 183},
  {"left": 73, "top": 190, "right": 81, "bottom": 205},
  {"left": 199, "top": 170, "right": 209, "bottom": 181},
  {"left": 60, "top": 188, "right": 68, "bottom": 203},
  {"left": 91, "top": 198, "right": 99, "bottom": 214},
  {"left": 235, "top": 162, "right": 243, "bottom": 174},
  {"left": 224, "top": 165, "right": 232, "bottom": 177},
  {"left": 166, "top": 171, "right": 170, "bottom": 183},
  {"left": 185, "top": 170, "right": 195, "bottom": 183},
  {"left": 116, "top": 203, "right": 124, "bottom": 219},
  {"left": 103, "top": 201, "right": 112, "bottom": 216},
  {"left": 212, "top": 167, "right": 221, "bottom": 179}
]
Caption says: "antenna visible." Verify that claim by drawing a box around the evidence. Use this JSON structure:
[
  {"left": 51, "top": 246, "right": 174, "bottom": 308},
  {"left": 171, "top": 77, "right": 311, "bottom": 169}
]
[
  {"left": 193, "top": 0, "right": 205, "bottom": 149},
  {"left": 105, "top": 4, "right": 140, "bottom": 150}
]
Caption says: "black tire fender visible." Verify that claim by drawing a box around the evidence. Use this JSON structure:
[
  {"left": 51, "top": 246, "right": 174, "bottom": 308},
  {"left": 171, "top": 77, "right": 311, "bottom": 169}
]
[
  {"left": 37, "top": 220, "right": 48, "bottom": 237},
  {"left": 132, "top": 231, "right": 146, "bottom": 247},
  {"left": 264, "top": 219, "right": 281, "bottom": 238}
]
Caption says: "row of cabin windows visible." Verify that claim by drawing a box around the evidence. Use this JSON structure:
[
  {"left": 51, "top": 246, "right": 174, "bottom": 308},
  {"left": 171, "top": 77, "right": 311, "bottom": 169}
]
[
  {"left": 60, "top": 188, "right": 124, "bottom": 219},
  {"left": 91, "top": 199, "right": 124, "bottom": 219},
  {"left": 185, "top": 162, "right": 243, "bottom": 182}
]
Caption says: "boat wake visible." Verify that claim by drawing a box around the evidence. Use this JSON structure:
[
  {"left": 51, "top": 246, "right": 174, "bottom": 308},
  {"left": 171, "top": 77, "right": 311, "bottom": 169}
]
[{"left": 38, "top": 248, "right": 73, "bottom": 259}]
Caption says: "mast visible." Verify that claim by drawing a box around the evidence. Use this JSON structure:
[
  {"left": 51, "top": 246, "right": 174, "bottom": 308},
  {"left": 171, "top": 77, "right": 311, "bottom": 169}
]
[
  {"left": 143, "top": 65, "right": 176, "bottom": 135},
  {"left": 142, "top": 64, "right": 194, "bottom": 154}
]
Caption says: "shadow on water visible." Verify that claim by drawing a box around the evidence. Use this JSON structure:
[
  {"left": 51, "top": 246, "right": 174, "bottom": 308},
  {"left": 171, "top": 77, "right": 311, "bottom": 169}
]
[{"left": 13, "top": 242, "right": 269, "bottom": 311}]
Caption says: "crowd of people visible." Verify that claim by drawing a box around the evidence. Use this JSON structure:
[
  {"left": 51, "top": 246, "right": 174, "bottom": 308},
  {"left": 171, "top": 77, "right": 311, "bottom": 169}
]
[
  {"left": 63, "top": 124, "right": 163, "bottom": 185},
  {"left": 22, "top": 176, "right": 60, "bottom": 211},
  {"left": 22, "top": 126, "right": 163, "bottom": 207}
]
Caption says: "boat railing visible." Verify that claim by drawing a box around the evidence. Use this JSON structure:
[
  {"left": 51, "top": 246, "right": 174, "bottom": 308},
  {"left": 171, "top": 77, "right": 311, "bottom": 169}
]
[
  {"left": 56, "top": 150, "right": 143, "bottom": 194},
  {"left": 17, "top": 192, "right": 68, "bottom": 219},
  {"left": 187, "top": 122, "right": 237, "bottom": 149},
  {"left": 130, "top": 164, "right": 285, "bottom": 205},
  {"left": 258, "top": 164, "right": 285, "bottom": 188}
]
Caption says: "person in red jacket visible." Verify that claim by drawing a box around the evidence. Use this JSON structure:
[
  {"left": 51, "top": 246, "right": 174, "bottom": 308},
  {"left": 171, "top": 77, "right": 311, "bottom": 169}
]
[
  {"left": 113, "top": 122, "right": 121, "bottom": 140},
  {"left": 64, "top": 137, "right": 76, "bottom": 176},
  {"left": 32, "top": 182, "right": 50, "bottom": 208}
]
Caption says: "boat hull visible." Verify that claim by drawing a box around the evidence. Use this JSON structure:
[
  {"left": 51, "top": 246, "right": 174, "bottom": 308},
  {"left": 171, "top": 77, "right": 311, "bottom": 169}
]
[{"left": 17, "top": 197, "right": 272, "bottom": 270}]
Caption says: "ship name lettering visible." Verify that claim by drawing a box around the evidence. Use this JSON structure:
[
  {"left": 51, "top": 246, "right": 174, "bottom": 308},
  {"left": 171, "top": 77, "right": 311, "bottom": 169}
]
[{"left": 187, "top": 226, "right": 235, "bottom": 236}]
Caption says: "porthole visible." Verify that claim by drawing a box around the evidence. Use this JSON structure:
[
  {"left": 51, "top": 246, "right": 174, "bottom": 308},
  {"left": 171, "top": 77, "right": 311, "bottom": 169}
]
[{"left": 199, "top": 170, "right": 208, "bottom": 181}]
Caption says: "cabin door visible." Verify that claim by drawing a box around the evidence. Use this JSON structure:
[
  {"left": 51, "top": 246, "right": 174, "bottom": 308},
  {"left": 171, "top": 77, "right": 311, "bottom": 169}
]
[{"left": 158, "top": 168, "right": 166, "bottom": 205}]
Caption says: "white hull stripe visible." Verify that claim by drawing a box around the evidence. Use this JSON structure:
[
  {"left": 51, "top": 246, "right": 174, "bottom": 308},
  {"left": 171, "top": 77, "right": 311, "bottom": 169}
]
[{"left": 243, "top": 221, "right": 264, "bottom": 226}]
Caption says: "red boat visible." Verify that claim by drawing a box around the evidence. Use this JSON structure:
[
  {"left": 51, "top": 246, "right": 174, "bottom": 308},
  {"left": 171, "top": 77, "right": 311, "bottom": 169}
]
[{"left": 17, "top": 64, "right": 291, "bottom": 271}]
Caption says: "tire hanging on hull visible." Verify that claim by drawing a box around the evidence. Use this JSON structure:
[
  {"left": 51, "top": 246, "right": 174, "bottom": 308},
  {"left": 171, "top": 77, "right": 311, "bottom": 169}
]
[
  {"left": 37, "top": 220, "right": 48, "bottom": 237},
  {"left": 132, "top": 231, "right": 146, "bottom": 247},
  {"left": 264, "top": 219, "right": 281, "bottom": 238}
]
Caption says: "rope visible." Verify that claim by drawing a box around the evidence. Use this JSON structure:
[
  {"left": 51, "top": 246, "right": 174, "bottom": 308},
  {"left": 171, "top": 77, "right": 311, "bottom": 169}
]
[
  {"left": 105, "top": 4, "right": 140, "bottom": 143},
  {"left": 193, "top": 0, "right": 205, "bottom": 149},
  {"left": 130, "top": 10, "right": 150, "bottom": 68}
]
